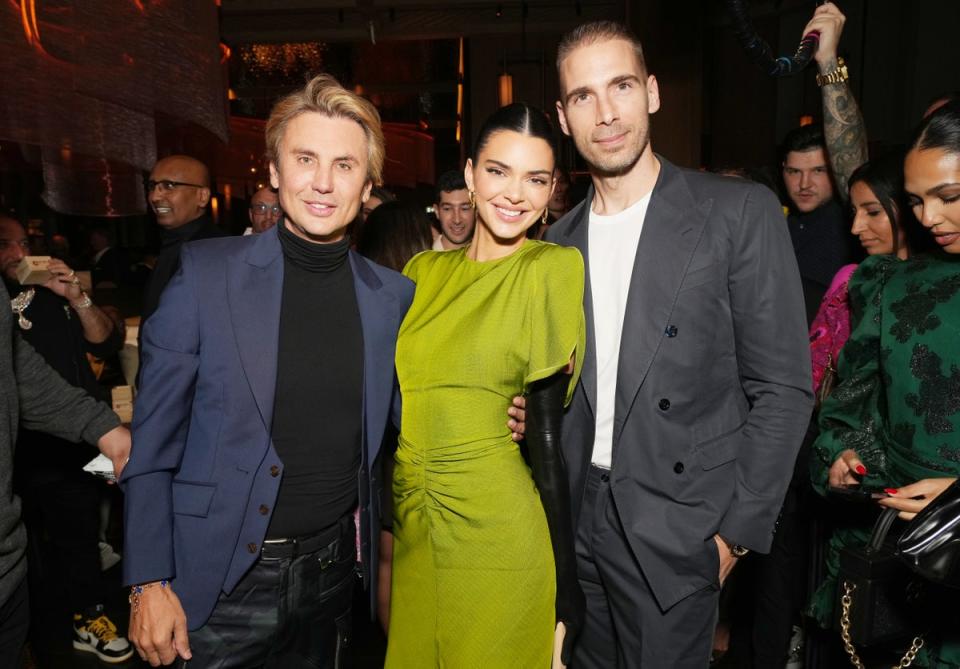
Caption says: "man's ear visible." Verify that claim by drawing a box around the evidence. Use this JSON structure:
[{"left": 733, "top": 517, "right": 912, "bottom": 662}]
[
  {"left": 197, "top": 187, "right": 211, "bottom": 208},
  {"left": 646, "top": 75, "right": 661, "bottom": 115},
  {"left": 361, "top": 180, "right": 373, "bottom": 203},
  {"left": 556, "top": 100, "right": 571, "bottom": 137},
  {"left": 269, "top": 162, "right": 280, "bottom": 190}
]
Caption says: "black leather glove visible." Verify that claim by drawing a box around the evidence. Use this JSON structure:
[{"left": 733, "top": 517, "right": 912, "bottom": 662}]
[{"left": 526, "top": 372, "right": 584, "bottom": 665}]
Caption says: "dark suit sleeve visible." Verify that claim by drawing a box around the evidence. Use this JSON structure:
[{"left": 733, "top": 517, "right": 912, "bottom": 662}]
[
  {"left": 718, "top": 184, "right": 814, "bottom": 552},
  {"left": 121, "top": 246, "right": 201, "bottom": 586}
]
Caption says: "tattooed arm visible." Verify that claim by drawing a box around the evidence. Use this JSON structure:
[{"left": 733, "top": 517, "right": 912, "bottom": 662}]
[{"left": 804, "top": 2, "right": 867, "bottom": 203}]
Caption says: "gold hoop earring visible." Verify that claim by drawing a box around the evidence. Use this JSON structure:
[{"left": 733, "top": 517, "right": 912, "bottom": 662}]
[
  {"left": 468, "top": 190, "right": 476, "bottom": 209},
  {"left": 541, "top": 209, "right": 549, "bottom": 226}
]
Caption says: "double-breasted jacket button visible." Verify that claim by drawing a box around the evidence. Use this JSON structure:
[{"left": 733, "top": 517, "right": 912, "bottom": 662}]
[
  {"left": 259, "top": 504, "right": 269, "bottom": 515},
  {"left": 270, "top": 465, "right": 281, "bottom": 477},
  {"left": 658, "top": 398, "right": 671, "bottom": 411},
  {"left": 673, "top": 462, "right": 685, "bottom": 474},
  {"left": 665, "top": 325, "right": 678, "bottom": 338},
  {"left": 247, "top": 542, "right": 258, "bottom": 554}
]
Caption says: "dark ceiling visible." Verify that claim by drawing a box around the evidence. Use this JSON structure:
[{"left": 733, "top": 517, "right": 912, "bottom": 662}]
[{"left": 220, "top": 0, "right": 623, "bottom": 44}]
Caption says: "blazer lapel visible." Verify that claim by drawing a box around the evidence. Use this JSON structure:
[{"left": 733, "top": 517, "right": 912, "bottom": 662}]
[
  {"left": 557, "top": 194, "right": 597, "bottom": 417},
  {"left": 227, "top": 230, "right": 283, "bottom": 432},
  {"left": 613, "top": 158, "right": 712, "bottom": 447},
  {"left": 349, "top": 252, "right": 397, "bottom": 467}
]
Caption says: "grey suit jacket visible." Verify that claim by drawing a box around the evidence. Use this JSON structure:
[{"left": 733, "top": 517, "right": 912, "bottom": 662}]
[{"left": 546, "top": 157, "right": 813, "bottom": 610}]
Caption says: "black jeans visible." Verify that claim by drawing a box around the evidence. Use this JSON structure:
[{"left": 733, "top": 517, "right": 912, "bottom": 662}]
[
  {"left": 185, "top": 514, "right": 356, "bottom": 669},
  {"left": 0, "top": 575, "right": 30, "bottom": 667}
]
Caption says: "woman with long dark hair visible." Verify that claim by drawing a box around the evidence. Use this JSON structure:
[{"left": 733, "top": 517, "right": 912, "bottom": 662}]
[
  {"left": 813, "top": 100, "right": 960, "bottom": 668},
  {"left": 384, "top": 103, "right": 585, "bottom": 668},
  {"left": 808, "top": 152, "right": 934, "bottom": 396}
]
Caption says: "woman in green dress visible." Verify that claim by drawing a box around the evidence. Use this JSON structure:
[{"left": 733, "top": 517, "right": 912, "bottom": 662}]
[
  {"left": 811, "top": 100, "right": 960, "bottom": 667},
  {"left": 384, "top": 103, "right": 585, "bottom": 668}
]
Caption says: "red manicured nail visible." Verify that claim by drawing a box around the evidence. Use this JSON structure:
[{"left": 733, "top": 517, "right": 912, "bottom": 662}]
[
  {"left": 855, "top": 465, "right": 867, "bottom": 475},
  {"left": 884, "top": 488, "right": 899, "bottom": 495}
]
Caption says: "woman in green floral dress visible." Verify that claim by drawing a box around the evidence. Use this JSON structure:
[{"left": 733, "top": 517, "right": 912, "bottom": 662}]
[{"left": 811, "top": 101, "right": 960, "bottom": 667}]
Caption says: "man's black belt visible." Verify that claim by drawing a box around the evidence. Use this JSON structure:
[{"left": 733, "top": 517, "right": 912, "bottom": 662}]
[{"left": 261, "top": 513, "right": 351, "bottom": 560}]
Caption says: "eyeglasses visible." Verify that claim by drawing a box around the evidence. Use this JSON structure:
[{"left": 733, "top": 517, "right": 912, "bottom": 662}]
[
  {"left": 251, "top": 203, "right": 282, "bottom": 215},
  {"left": 144, "top": 179, "right": 206, "bottom": 194}
]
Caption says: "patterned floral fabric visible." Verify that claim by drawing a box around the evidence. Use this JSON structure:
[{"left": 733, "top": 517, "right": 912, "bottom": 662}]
[
  {"left": 809, "top": 263, "right": 858, "bottom": 394},
  {"left": 809, "top": 253, "right": 960, "bottom": 666}
]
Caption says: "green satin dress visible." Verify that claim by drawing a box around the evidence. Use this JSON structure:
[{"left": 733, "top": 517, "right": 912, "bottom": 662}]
[
  {"left": 811, "top": 253, "right": 960, "bottom": 667},
  {"left": 385, "top": 240, "right": 585, "bottom": 668}
]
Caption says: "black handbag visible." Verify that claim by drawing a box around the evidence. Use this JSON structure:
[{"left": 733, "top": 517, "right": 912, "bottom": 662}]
[
  {"left": 835, "top": 508, "right": 927, "bottom": 667},
  {"left": 898, "top": 479, "right": 960, "bottom": 589}
]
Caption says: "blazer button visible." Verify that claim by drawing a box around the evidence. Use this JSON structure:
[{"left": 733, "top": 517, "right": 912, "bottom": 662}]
[
  {"left": 247, "top": 543, "right": 257, "bottom": 554},
  {"left": 673, "top": 462, "right": 685, "bottom": 474},
  {"left": 270, "top": 465, "right": 281, "bottom": 477},
  {"left": 658, "top": 398, "right": 671, "bottom": 411},
  {"left": 259, "top": 505, "right": 269, "bottom": 515},
  {"left": 665, "top": 325, "right": 678, "bottom": 338}
]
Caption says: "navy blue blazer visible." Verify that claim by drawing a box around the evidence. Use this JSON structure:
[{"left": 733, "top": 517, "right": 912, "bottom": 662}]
[{"left": 121, "top": 228, "right": 413, "bottom": 629}]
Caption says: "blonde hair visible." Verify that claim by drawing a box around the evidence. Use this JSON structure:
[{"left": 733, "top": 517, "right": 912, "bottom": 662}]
[{"left": 265, "top": 73, "right": 386, "bottom": 186}]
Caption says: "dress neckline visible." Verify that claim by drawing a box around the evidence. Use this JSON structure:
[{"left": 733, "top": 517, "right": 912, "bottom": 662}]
[{"left": 461, "top": 238, "right": 531, "bottom": 265}]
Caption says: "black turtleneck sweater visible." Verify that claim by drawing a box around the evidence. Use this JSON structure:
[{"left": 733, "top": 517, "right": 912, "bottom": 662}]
[
  {"left": 142, "top": 214, "right": 226, "bottom": 323},
  {"left": 266, "top": 223, "right": 364, "bottom": 538}
]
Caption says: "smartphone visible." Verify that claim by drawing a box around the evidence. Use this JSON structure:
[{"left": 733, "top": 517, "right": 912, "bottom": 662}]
[{"left": 827, "top": 484, "right": 889, "bottom": 502}]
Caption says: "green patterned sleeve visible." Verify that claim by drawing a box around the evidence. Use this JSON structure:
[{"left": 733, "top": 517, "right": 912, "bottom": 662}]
[
  {"left": 811, "top": 256, "right": 895, "bottom": 494},
  {"left": 524, "top": 245, "right": 586, "bottom": 406}
]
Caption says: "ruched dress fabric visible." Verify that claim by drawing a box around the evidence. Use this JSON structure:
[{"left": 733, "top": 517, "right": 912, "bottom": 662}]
[{"left": 385, "top": 240, "right": 585, "bottom": 669}]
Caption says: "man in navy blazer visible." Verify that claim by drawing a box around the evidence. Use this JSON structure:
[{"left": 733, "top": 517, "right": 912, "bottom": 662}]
[{"left": 121, "top": 74, "right": 413, "bottom": 668}]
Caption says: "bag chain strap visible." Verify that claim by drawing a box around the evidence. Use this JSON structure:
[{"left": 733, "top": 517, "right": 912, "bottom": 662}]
[{"left": 840, "top": 581, "right": 925, "bottom": 669}]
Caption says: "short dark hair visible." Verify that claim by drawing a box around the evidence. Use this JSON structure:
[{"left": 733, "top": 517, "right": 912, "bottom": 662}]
[
  {"left": 780, "top": 124, "right": 825, "bottom": 162},
  {"left": 556, "top": 21, "right": 646, "bottom": 88},
  {"left": 848, "top": 153, "right": 935, "bottom": 256},
  {"left": 356, "top": 201, "right": 433, "bottom": 272},
  {"left": 472, "top": 103, "right": 555, "bottom": 164},
  {"left": 434, "top": 170, "right": 467, "bottom": 202},
  {"left": 909, "top": 99, "right": 960, "bottom": 157},
  {"left": 369, "top": 186, "right": 395, "bottom": 204}
]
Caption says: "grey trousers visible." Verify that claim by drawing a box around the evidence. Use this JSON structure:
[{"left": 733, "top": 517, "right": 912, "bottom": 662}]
[{"left": 572, "top": 465, "right": 720, "bottom": 668}]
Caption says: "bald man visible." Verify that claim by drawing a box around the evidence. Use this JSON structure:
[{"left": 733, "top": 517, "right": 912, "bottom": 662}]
[
  {"left": 247, "top": 187, "right": 281, "bottom": 234},
  {"left": 142, "top": 155, "right": 226, "bottom": 323}
]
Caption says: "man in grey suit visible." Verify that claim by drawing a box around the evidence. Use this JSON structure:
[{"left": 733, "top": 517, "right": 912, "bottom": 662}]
[{"left": 545, "top": 21, "right": 813, "bottom": 667}]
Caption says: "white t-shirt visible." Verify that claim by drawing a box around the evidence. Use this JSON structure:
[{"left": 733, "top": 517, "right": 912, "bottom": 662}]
[{"left": 588, "top": 193, "right": 651, "bottom": 468}]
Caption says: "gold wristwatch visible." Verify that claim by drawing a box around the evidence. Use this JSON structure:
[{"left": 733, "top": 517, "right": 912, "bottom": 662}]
[{"left": 816, "top": 57, "right": 849, "bottom": 87}]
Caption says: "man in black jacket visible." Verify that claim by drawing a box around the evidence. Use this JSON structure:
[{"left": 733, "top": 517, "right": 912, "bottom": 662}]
[
  {"left": 141, "top": 155, "right": 226, "bottom": 324},
  {"left": 0, "top": 246, "right": 130, "bottom": 665},
  {"left": 1, "top": 215, "right": 134, "bottom": 663}
]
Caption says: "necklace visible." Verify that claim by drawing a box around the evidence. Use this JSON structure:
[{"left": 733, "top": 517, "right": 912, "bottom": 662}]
[{"left": 10, "top": 288, "right": 35, "bottom": 330}]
